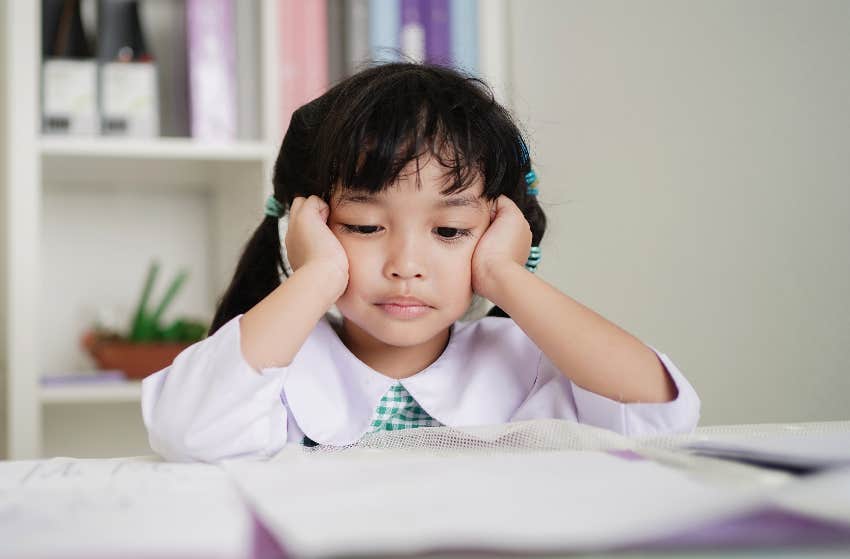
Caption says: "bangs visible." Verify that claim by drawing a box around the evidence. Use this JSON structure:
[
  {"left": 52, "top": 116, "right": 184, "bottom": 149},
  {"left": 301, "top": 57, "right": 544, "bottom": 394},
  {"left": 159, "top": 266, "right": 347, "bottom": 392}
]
[{"left": 311, "top": 64, "right": 528, "bottom": 203}]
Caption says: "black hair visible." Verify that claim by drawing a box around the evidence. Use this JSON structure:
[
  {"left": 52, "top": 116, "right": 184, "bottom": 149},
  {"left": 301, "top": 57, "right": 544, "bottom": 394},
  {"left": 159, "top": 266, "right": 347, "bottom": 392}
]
[{"left": 209, "top": 62, "right": 547, "bottom": 335}]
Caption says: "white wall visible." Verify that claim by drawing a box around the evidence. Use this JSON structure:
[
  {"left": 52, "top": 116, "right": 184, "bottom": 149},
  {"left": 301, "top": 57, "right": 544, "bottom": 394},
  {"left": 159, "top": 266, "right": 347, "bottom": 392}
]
[
  {"left": 0, "top": 0, "right": 9, "bottom": 456},
  {"left": 509, "top": 0, "right": 850, "bottom": 425}
]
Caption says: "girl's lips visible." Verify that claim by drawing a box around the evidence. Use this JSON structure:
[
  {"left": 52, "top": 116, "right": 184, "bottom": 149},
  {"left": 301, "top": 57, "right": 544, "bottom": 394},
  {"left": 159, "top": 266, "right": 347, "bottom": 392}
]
[
  {"left": 378, "top": 296, "right": 429, "bottom": 306},
  {"left": 375, "top": 303, "right": 432, "bottom": 319}
]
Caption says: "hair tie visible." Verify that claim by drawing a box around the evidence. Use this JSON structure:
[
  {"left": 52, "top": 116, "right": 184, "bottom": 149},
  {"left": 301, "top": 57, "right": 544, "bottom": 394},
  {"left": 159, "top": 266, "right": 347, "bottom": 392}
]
[
  {"left": 525, "top": 246, "right": 542, "bottom": 273},
  {"left": 518, "top": 138, "right": 540, "bottom": 196},
  {"left": 264, "top": 195, "right": 284, "bottom": 218},
  {"left": 525, "top": 169, "right": 539, "bottom": 196}
]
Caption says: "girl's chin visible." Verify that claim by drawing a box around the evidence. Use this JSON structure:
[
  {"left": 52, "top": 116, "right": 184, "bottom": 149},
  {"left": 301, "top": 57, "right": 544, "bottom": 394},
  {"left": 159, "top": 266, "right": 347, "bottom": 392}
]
[{"left": 341, "top": 310, "right": 449, "bottom": 345}]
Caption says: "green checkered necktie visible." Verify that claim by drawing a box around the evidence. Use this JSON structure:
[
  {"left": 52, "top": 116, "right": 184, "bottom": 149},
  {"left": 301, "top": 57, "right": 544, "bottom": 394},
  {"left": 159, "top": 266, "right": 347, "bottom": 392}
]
[{"left": 370, "top": 382, "right": 442, "bottom": 432}]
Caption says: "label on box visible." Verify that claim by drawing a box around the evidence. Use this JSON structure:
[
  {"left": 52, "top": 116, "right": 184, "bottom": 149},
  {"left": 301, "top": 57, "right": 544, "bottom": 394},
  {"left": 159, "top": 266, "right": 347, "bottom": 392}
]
[
  {"left": 100, "top": 61, "right": 160, "bottom": 137},
  {"left": 42, "top": 59, "right": 98, "bottom": 135}
]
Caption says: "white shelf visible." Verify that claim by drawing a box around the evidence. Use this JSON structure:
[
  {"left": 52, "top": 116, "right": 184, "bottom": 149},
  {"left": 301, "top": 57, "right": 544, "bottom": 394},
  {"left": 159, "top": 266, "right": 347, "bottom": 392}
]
[
  {"left": 2, "top": 0, "right": 282, "bottom": 459},
  {"left": 40, "top": 136, "right": 275, "bottom": 190},
  {"left": 40, "top": 381, "right": 142, "bottom": 404},
  {"left": 39, "top": 137, "right": 275, "bottom": 162}
]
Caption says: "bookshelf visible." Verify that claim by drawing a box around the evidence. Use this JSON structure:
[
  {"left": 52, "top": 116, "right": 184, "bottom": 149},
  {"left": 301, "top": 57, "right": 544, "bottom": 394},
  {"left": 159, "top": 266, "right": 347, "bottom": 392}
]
[
  {"left": 1, "top": 0, "right": 281, "bottom": 459},
  {"left": 1, "top": 0, "right": 510, "bottom": 459}
]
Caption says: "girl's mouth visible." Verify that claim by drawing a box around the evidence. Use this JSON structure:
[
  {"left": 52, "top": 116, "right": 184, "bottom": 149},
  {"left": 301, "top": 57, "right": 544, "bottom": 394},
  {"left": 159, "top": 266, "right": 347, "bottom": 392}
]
[{"left": 375, "top": 303, "right": 432, "bottom": 319}]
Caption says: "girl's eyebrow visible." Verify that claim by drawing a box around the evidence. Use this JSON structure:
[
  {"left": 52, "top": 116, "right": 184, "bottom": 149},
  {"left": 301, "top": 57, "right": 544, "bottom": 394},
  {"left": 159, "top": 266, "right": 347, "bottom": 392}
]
[
  {"left": 438, "top": 195, "right": 485, "bottom": 209},
  {"left": 336, "top": 193, "right": 484, "bottom": 210},
  {"left": 335, "top": 194, "right": 376, "bottom": 208}
]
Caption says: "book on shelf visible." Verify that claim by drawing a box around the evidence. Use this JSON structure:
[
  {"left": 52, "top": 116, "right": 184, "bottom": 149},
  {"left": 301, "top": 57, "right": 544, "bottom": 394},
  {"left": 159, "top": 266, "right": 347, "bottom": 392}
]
[
  {"left": 450, "top": 0, "right": 478, "bottom": 74},
  {"left": 186, "top": 0, "right": 237, "bottom": 141},
  {"left": 235, "top": 1, "right": 260, "bottom": 140},
  {"left": 327, "top": 0, "right": 347, "bottom": 84},
  {"left": 279, "top": 0, "right": 329, "bottom": 132},
  {"left": 345, "top": 0, "right": 370, "bottom": 74},
  {"left": 400, "top": 0, "right": 426, "bottom": 63},
  {"left": 368, "top": 0, "right": 400, "bottom": 65},
  {"left": 424, "top": 0, "right": 450, "bottom": 65}
]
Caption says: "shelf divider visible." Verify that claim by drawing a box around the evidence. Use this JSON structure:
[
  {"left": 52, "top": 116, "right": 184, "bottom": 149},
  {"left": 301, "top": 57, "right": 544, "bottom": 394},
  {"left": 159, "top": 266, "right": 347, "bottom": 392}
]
[
  {"left": 39, "top": 137, "right": 275, "bottom": 162},
  {"left": 40, "top": 381, "right": 143, "bottom": 405}
]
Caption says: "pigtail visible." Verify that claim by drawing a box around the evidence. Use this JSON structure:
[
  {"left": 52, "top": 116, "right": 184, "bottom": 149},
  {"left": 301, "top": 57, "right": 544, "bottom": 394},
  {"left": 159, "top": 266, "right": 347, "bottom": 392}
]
[
  {"left": 208, "top": 215, "right": 285, "bottom": 335},
  {"left": 207, "top": 96, "right": 333, "bottom": 336}
]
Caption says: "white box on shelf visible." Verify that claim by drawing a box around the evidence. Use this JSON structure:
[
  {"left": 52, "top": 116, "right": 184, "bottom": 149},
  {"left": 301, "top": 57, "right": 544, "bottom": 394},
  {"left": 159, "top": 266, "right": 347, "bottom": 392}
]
[
  {"left": 42, "top": 59, "right": 98, "bottom": 136},
  {"left": 99, "top": 61, "right": 160, "bottom": 137}
]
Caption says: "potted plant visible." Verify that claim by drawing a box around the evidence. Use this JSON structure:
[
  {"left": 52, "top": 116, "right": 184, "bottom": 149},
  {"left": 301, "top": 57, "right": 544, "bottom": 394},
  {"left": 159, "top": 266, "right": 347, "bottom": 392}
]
[{"left": 81, "top": 261, "right": 207, "bottom": 379}]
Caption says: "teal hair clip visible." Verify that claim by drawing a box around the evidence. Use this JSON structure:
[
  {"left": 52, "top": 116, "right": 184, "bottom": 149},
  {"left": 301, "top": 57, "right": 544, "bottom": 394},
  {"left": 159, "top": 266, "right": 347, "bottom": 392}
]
[
  {"left": 526, "top": 170, "right": 539, "bottom": 196},
  {"left": 525, "top": 245, "right": 542, "bottom": 272},
  {"left": 264, "top": 195, "right": 284, "bottom": 218}
]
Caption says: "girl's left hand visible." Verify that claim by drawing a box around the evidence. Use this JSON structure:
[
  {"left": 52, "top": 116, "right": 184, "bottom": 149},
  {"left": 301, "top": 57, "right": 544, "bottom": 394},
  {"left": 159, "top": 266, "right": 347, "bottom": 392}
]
[{"left": 471, "top": 195, "right": 532, "bottom": 300}]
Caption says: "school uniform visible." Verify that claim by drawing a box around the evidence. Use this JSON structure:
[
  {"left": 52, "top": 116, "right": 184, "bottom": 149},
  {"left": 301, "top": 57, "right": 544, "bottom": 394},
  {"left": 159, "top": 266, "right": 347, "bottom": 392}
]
[{"left": 141, "top": 314, "right": 700, "bottom": 462}]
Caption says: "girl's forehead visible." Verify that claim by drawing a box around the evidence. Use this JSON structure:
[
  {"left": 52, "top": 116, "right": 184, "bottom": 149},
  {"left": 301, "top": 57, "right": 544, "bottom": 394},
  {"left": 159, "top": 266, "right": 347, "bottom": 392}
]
[
  {"left": 333, "top": 186, "right": 486, "bottom": 213},
  {"left": 332, "top": 158, "right": 486, "bottom": 210}
]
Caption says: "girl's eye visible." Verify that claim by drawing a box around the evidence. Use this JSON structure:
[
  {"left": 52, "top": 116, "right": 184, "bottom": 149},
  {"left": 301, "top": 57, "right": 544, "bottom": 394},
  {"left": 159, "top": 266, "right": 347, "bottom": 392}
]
[
  {"left": 435, "top": 227, "right": 473, "bottom": 242},
  {"left": 341, "top": 224, "right": 382, "bottom": 235},
  {"left": 341, "top": 224, "right": 472, "bottom": 243}
]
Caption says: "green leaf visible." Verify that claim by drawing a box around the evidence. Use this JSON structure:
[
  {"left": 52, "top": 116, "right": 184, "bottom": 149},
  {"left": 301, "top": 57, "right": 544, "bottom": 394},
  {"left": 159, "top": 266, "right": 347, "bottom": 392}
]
[
  {"left": 129, "top": 261, "right": 159, "bottom": 342},
  {"left": 148, "top": 269, "right": 188, "bottom": 332}
]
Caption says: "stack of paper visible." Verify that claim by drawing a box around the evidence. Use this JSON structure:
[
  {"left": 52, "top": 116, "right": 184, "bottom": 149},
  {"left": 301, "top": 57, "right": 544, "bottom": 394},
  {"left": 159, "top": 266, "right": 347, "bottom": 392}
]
[
  {"left": 225, "top": 446, "right": 778, "bottom": 557},
  {"left": 0, "top": 457, "right": 252, "bottom": 558},
  {"left": 680, "top": 429, "right": 850, "bottom": 473}
]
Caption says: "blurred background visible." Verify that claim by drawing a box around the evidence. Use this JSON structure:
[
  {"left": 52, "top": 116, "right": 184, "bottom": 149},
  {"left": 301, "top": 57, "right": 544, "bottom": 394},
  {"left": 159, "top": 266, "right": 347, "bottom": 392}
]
[{"left": 0, "top": 0, "right": 847, "bottom": 459}]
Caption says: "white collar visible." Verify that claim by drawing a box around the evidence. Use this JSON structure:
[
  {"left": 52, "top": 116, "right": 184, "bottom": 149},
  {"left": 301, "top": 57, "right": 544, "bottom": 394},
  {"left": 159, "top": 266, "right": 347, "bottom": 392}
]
[{"left": 281, "top": 315, "right": 539, "bottom": 446}]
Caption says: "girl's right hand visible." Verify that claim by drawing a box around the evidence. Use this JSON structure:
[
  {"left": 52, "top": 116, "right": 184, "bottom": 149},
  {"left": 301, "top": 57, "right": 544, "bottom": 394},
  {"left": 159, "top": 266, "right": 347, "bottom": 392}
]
[{"left": 284, "top": 196, "right": 349, "bottom": 289}]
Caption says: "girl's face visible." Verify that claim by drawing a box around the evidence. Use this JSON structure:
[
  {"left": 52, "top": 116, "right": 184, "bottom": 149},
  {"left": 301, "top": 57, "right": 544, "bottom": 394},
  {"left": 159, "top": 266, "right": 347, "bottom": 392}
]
[{"left": 328, "top": 156, "right": 493, "bottom": 348}]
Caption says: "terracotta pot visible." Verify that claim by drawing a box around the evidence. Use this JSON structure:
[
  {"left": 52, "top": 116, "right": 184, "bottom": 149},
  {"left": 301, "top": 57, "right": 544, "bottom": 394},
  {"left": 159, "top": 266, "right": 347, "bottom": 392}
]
[{"left": 82, "top": 331, "right": 192, "bottom": 380}]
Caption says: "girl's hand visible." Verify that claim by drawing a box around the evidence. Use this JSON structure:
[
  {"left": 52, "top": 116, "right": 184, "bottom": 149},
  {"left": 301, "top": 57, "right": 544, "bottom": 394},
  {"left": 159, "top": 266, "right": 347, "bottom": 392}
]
[
  {"left": 284, "top": 196, "right": 349, "bottom": 289},
  {"left": 471, "top": 195, "right": 532, "bottom": 300}
]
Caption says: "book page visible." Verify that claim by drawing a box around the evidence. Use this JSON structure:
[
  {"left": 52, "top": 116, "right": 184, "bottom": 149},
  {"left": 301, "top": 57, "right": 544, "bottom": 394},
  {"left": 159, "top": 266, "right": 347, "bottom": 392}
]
[
  {"left": 0, "top": 457, "right": 251, "bottom": 558},
  {"left": 226, "top": 446, "right": 772, "bottom": 557}
]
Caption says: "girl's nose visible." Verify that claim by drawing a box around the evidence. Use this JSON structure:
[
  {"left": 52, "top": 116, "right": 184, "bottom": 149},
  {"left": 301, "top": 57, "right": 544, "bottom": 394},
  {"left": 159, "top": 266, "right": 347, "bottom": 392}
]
[{"left": 383, "top": 234, "right": 425, "bottom": 280}]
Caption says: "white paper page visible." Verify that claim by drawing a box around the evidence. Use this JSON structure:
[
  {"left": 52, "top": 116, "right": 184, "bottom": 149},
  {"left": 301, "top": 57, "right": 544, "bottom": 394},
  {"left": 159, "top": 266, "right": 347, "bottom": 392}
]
[
  {"left": 685, "top": 431, "right": 850, "bottom": 470},
  {"left": 0, "top": 457, "right": 251, "bottom": 559},
  {"left": 769, "top": 466, "right": 850, "bottom": 524},
  {"left": 227, "top": 447, "right": 772, "bottom": 557}
]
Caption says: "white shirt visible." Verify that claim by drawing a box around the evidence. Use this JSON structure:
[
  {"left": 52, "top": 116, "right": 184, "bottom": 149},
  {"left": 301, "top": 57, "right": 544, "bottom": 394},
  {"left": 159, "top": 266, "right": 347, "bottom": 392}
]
[{"left": 141, "top": 314, "right": 701, "bottom": 462}]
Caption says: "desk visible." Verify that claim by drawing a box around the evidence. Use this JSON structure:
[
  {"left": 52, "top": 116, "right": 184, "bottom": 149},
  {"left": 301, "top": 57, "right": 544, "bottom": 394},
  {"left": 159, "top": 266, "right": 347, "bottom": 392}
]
[{"left": 1, "top": 420, "right": 849, "bottom": 558}]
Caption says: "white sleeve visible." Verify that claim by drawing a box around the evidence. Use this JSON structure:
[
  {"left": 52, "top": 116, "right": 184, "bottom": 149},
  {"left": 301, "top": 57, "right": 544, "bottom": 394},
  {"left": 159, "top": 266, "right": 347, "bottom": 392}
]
[
  {"left": 511, "top": 345, "right": 701, "bottom": 437},
  {"left": 141, "top": 314, "right": 289, "bottom": 463}
]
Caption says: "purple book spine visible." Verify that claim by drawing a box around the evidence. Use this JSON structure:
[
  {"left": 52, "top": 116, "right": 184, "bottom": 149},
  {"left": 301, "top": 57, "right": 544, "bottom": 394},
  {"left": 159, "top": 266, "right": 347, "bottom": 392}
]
[
  {"left": 424, "top": 0, "right": 450, "bottom": 65},
  {"left": 400, "top": 0, "right": 426, "bottom": 62},
  {"left": 187, "top": 0, "right": 237, "bottom": 141}
]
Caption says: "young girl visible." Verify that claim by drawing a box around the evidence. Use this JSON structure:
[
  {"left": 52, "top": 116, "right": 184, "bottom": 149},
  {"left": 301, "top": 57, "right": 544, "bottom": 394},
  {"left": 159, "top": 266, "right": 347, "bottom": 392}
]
[{"left": 142, "top": 63, "right": 700, "bottom": 462}]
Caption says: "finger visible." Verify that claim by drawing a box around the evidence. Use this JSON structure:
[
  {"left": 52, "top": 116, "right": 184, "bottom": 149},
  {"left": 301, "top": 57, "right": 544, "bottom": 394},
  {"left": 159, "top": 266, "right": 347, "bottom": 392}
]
[
  {"left": 490, "top": 195, "right": 509, "bottom": 219},
  {"left": 290, "top": 196, "right": 305, "bottom": 214},
  {"left": 500, "top": 194, "right": 518, "bottom": 211},
  {"left": 309, "top": 195, "right": 329, "bottom": 210},
  {"left": 303, "top": 196, "right": 329, "bottom": 220}
]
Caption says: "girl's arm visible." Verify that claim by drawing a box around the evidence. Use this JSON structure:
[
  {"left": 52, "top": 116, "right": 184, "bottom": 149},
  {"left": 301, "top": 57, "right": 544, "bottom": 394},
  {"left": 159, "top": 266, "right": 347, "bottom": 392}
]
[
  {"left": 240, "top": 260, "right": 346, "bottom": 371},
  {"left": 241, "top": 195, "right": 349, "bottom": 371},
  {"left": 483, "top": 264, "right": 677, "bottom": 404},
  {"left": 473, "top": 195, "right": 676, "bottom": 405}
]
